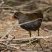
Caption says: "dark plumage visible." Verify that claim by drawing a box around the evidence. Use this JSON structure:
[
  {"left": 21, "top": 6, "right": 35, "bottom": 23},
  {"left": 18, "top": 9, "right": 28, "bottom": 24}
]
[{"left": 13, "top": 10, "right": 43, "bottom": 37}]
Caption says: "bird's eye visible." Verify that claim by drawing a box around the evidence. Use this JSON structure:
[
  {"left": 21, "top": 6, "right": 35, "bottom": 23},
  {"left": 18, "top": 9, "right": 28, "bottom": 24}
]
[{"left": 13, "top": 12, "right": 19, "bottom": 19}]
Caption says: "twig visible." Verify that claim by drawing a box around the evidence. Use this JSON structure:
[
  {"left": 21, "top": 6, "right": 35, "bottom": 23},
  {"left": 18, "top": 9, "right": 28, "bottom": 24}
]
[
  {"left": 0, "top": 0, "right": 4, "bottom": 6},
  {"left": 0, "top": 34, "right": 52, "bottom": 44}
]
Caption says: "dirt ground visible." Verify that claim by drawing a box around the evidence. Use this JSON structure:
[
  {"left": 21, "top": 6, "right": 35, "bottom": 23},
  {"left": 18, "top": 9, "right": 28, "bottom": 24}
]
[{"left": 0, "top": 15, "right": 52, "bottom": 52}]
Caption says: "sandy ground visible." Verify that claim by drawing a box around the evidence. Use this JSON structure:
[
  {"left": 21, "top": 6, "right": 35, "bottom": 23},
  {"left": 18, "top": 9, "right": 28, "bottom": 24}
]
[{"left": 0, "top": 15, "right": 52, "bottom": 52}]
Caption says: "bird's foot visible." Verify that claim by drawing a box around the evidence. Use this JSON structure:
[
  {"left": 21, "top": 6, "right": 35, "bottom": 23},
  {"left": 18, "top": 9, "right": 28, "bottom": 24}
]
[{"left": 38, "top": 39, "right": 44, "bottom": 51}]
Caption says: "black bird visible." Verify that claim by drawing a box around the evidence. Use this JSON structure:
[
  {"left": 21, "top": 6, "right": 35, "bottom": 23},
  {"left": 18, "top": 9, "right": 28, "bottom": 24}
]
[
  {"left": 13, "top": 10, "right": 43, "bottom": 37},
  {"left": 13, "top": 10, "right": 44, "bottom": 50}
]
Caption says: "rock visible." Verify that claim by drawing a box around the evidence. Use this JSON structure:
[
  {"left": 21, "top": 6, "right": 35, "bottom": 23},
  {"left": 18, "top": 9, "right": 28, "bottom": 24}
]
[
  {"left": 43, "top": 7, "right": 52, "bottom": 21},
  {"left": 41, "top": 22, "right": 52, "bottom": 30}
]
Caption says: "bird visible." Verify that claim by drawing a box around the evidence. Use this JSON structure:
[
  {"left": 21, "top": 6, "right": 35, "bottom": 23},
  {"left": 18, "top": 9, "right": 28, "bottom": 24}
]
[
  {"left": 13, "top": 10, "right": 43, "bottom": 37},
  {"left": 13, "top": 10, "right": 44, "bottom": 50}
]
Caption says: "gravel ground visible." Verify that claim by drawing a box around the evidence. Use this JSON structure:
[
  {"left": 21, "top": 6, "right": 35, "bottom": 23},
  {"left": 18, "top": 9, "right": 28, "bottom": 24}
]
[{"left": 0, "top": 15, "right": 52, "bottom": 52}]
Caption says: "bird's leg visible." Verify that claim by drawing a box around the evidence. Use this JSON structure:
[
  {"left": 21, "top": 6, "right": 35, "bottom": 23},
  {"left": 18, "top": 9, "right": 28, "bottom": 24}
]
[
  {"left": 38, "top": 29, "right": 43, "bottom": 51},
  {"left": 28, "top": 31, "right": 32, "bottom": 45},
  {"left": 38, "top": 28, "right": 39, "bottom": 36},
  {"left": 29, "top": 31, "right": 31, "bottom": 37}
]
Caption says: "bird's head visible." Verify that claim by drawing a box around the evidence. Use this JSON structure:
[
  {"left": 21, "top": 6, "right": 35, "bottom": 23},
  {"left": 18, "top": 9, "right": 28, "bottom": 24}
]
[{"left": 13, "top": 12, "right": 23, "bottom": 20}]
